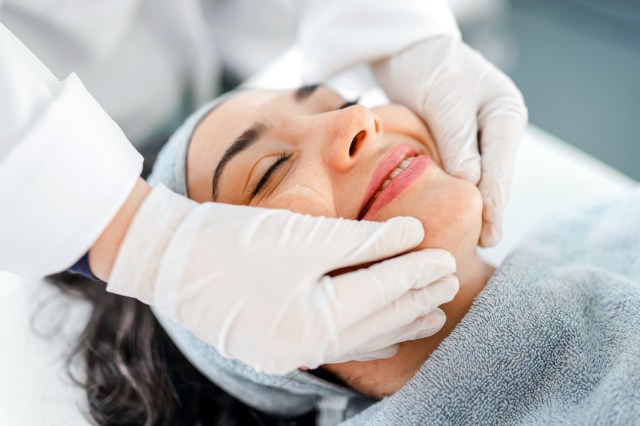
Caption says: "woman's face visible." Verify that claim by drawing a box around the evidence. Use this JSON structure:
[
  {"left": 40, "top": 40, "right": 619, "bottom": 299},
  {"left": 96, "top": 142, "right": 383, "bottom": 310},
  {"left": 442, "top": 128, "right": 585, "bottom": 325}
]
[
  {"left": 188, "top": 86, "right": 483, "bottom": 261},
  {"left": 186, "top": 86, "right": 484, "bottom": 397}
]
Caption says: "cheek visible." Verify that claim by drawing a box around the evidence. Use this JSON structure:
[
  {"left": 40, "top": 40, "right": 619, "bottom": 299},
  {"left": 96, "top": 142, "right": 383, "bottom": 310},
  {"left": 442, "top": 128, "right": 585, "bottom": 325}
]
[
  {"left": 416, "top": 177, "right": 482, "bottom": 253},
  {"left": 366, "top": 167, "right": 483, "bottom": 257},
  {"left": 264, "top": 185, "right": 337, "bottom": 217}
]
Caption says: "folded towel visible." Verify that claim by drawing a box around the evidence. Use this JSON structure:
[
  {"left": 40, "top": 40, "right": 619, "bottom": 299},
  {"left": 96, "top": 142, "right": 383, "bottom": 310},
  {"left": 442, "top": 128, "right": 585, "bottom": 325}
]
[{"left": 344, "top": 188, "right": 640, "bottom": 425}]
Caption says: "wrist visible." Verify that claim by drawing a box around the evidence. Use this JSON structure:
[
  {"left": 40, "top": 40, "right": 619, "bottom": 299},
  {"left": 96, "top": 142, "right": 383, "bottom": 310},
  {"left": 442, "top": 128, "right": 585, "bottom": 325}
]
[{"left": 88, "top": 177, "right": 152, "bottom": 281}]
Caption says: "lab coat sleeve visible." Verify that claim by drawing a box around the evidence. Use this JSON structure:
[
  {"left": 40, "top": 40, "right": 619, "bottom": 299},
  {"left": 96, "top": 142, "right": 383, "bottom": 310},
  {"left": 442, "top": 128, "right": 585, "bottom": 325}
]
[
  {"left": 291, "top": 0, "right": 461, "bottom": 81},
  {"left": 0, "top": 24, "right": 143, "bottom": 279}
]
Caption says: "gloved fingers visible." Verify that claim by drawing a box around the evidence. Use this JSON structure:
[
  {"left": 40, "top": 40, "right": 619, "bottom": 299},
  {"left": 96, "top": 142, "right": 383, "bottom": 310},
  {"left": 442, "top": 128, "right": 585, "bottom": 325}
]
[
  {"left": 194, "top": 200, "right": 423, "bottom": 275},
  {"left": 476, "top": 60, "right": 528, "bottom": 126},
  {"left": 476, "top": 115, "right": 527, "bottom": 247},
  {"left": 301, "top": 215, "right": 426, "bottom": 271},
  {"left": 325, "top": 250, "right": 457, "bottom": 329},
  {"left": 344, "top": 309, "right": 450, "bottom": 362},
  {"left": 332, "top": 307, "right": 447, "bottom": 363},
  {"left": 422, "top": 88, "right": 482, "bottom": 185},
  {"left": 373, "top": 35, "right": 481, "bottom": 185},
  {"left": 327, "top": 274, "right": 456, "bottom": 360}
]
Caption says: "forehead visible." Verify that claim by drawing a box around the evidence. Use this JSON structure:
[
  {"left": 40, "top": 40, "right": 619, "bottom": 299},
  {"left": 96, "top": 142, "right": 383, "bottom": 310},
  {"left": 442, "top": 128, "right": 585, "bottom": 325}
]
[{"left": 193, "top": 89, "right": 280, "bottom": 160}]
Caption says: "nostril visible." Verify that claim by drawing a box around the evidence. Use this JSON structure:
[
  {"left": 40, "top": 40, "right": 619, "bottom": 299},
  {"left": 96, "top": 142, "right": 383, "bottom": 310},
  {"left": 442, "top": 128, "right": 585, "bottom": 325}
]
[{"left": 349, "top": 130, "right": 367, "bottom": 156}]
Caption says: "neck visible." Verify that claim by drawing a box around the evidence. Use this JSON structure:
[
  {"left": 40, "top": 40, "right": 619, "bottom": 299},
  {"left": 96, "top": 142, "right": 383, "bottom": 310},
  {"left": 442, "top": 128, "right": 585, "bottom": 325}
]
[{"left": 444, "top": 250, "right": 494, "bottom": 325}]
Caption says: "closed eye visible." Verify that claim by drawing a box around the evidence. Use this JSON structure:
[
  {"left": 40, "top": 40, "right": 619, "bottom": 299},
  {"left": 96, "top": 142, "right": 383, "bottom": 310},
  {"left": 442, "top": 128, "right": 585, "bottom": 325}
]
[{"left": 251, "top": 153, "right": 291, "bottom": 198}]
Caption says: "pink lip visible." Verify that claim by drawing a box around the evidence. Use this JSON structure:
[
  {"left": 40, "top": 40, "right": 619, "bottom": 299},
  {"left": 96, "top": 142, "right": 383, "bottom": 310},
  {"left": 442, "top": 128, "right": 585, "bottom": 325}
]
[
  {"left": 358, "top": 144, "right": 431, "bottom": 219},
  {"left": 363, "top": 154, "right": 431, "bottom": 219}
]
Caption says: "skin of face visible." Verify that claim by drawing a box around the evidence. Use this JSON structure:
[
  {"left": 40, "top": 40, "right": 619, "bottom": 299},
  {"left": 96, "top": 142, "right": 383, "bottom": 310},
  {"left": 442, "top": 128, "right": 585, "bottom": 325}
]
[{"left": 186, "top": 86, "right": 493, "bottom": 399}]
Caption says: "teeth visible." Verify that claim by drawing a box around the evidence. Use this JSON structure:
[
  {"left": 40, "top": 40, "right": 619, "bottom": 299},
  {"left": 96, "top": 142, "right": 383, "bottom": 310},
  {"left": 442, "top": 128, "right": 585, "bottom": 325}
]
[
  {"left": 377, "top": 156, "right": 416, "bottom": 192},
  {"left": 360, "top": 155, "right": 417, "bottom": 219},
  {"left": 400, "top": 157, "right": 414, "bottom": 169}
]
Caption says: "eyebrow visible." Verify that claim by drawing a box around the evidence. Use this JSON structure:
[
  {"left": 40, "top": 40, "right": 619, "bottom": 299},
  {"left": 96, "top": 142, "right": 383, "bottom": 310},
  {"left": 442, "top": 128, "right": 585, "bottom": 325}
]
[{"left": 211, "top": 122, "right": 267, "bottom": 200}]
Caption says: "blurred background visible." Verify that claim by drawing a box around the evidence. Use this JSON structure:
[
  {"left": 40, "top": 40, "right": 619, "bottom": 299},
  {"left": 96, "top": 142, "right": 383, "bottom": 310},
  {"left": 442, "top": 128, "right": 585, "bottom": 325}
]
[{"left": 453, "top": 0, "right": 640, "bottom": 180}]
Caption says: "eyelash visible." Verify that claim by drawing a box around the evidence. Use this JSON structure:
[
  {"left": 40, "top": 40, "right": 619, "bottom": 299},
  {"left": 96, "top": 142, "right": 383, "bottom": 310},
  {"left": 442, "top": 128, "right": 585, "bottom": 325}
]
[
  {"left": 339, "top": 98, "right": 360, "bottom": 109},
  {"left": 251, "top": 152, "right": 291, "bottom": 198},
  {"left": 250, "top": 97, "right": 359, "bottom": 199}
]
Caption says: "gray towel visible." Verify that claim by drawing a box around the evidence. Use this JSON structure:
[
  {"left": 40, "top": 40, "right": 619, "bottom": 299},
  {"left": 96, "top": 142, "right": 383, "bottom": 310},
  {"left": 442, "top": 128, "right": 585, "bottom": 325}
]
[{"left": 344, "top": 188, "right": 640, "bottom": 425}]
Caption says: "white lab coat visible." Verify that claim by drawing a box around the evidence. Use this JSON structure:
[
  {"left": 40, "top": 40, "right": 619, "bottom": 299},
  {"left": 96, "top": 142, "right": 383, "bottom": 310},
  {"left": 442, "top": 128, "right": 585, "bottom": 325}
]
[{"left": 0, "top": 0, "right": 458, "bottom": 279}]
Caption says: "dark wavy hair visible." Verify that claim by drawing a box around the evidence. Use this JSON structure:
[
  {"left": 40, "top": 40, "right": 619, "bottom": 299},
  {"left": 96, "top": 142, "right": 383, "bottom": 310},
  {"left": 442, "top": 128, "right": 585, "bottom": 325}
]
[{"left": 47, "top": 272, "right": 316, "bottom": 426}]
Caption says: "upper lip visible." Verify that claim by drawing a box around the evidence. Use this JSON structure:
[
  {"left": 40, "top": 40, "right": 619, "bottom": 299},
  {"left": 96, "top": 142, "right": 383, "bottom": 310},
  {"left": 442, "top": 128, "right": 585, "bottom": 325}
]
[{"left": 357, "top": 144, "right": 419, "bottom": 219}]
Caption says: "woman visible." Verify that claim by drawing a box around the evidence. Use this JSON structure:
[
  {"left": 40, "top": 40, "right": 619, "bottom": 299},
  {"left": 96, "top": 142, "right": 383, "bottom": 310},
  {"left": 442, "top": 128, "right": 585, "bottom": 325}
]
[
  {"left": 179, "top": 84, "right": 493, "bottom": 399},
  {"left": 55, "top": 85, "right": 640, "bottom": 425}
]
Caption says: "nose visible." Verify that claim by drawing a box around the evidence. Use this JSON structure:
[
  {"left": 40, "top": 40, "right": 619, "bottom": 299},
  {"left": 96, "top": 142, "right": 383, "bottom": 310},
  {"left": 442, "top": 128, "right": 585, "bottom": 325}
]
[{"left": 319, "top": 105, "right": 383, "bottom": 172}]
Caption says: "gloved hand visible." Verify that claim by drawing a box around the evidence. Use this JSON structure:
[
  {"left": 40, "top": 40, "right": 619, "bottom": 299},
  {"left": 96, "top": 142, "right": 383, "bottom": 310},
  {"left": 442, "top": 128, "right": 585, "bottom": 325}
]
[
  {"left": 108, "top": 185, "right": 458, "bottom": 374},
  {"left": 373, "top": 35, "right": 528, "bottom": 247}
]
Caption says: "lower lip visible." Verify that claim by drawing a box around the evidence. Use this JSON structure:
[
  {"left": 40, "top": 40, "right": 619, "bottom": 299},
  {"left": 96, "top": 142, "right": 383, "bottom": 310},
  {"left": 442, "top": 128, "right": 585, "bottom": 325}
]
[{"left": 362, "top": 154, "right": 432, "bottom": 220}]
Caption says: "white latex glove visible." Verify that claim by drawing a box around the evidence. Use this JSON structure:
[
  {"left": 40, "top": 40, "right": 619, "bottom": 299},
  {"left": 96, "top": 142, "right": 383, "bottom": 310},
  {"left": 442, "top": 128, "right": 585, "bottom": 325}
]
[
  {"left": 108, "top": 185, "right": 458, "bottom": 374},
  {"left": 373, "top": 35, "right": 528, "bottom": 247}
]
